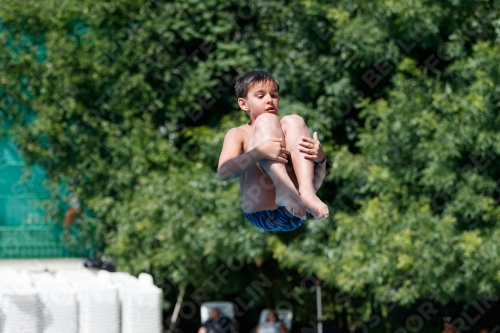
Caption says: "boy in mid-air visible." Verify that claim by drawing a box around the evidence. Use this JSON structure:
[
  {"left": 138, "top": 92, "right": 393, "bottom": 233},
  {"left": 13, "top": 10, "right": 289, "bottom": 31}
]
[{"left": 218, "top": 70, "right": 329, "bottom": 231}]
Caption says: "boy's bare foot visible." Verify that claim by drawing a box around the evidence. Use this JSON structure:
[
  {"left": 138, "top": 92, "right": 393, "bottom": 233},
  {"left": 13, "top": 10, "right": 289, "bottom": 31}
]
[
  {"left": 275, "top": 186, "right": 307, "bottom": 219},
  {"left": 299, "top": 189, "right": 329, "bottom": 219}
]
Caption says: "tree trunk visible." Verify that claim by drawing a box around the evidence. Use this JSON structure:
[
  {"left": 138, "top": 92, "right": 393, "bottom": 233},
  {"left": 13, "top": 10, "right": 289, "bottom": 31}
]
[{"left": 167, "top": 285, "right": 187, "bottom": 333}]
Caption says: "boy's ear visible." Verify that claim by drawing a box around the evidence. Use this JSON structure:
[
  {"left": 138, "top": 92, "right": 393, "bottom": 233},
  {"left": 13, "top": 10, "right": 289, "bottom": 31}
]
[{"left": 237, "top": 97, "right": 249, "bottom": 111}]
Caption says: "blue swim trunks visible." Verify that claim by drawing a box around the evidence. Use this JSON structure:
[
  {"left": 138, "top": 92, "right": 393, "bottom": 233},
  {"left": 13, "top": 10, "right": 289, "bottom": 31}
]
[{"left": 243, "top": 207, "right": 309, "bottom": 231}]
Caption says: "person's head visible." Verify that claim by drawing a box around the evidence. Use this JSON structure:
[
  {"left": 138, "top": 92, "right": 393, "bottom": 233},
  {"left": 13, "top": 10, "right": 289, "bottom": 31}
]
[
  {"left": 210, "top": 308, "right": 221, "bottom": 320},
  {"left": 267, "top": 309, "right": 279, "bottom": 323},
  {"left": 479, "top": 328, "right": 489, "bottom": 333},
  {"left": 235, "top": 70, "right": 280, "bottom": 122},
  {"left": 443, "top": 317, "right": 453, "bottom": 330}
]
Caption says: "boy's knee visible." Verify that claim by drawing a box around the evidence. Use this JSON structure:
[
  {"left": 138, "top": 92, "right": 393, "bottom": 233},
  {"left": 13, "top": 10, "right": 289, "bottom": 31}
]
[
  {"left": 255, "top": 113, "right": 279, "bottom": 124},
  {"left": 253, "top": 114, "right": 280, "bottom": 134},
  {"left": 280, "top": 114, "right": 305, "bottom": 127}
]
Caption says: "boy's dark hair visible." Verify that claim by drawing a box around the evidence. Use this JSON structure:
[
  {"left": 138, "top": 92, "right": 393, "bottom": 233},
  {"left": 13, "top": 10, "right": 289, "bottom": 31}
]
[{"left": 234, "top": 70, "right": 279, "bottom": 99}]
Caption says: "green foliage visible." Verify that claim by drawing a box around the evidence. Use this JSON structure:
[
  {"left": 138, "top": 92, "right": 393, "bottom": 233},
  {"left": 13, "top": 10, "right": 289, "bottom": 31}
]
[{"left": 2, "top": 0, "right": 500, "bottom": 329}]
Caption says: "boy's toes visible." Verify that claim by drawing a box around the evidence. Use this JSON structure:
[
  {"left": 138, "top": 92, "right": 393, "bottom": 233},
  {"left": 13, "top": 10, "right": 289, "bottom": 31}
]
[
  {"left": 294, "top": 207, "right": 306, "bottom": 220},
  {"left": 289, "top": 206, "right": 302, "bottom": 219},
  {"left": 320, "top": 205, "right": 329, "bottom": 218}
]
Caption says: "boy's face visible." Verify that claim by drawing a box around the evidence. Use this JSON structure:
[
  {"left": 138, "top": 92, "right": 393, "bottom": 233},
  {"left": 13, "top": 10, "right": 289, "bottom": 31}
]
[{"left": 238, "top": 81, "right": 280, "bottom": 121}]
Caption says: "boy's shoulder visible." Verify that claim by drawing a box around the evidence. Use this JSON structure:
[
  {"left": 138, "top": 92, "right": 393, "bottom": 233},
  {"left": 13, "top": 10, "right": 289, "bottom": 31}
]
[{"left": 226, "top": 124, "right": 251, "bottom": 138}]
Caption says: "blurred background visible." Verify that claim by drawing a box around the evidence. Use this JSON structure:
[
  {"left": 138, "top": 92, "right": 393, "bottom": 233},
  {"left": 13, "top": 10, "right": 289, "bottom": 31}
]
[{"left": 1, "top": 0, "right": 500, "bottom": 332}]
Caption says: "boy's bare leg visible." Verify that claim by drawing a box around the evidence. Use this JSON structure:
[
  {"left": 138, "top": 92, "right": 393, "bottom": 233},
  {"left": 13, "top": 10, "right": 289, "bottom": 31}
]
[
  {"left": 280, "top": 115, "right": 329, "bottom": 218},
  {"left": 247, "top": 113, "right": 306, "bottom": 219}
]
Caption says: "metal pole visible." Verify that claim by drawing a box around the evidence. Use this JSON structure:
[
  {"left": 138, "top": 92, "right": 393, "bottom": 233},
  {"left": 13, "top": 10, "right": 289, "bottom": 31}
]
[{"left": 316, "top": 279, "right": 323, "bottom": 333}]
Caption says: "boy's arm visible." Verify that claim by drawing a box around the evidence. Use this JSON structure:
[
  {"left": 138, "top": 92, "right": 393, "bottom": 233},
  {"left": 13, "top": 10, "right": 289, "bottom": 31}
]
[
  {"left": 218, "top": 128, "right": 290, "bottom": 181},
  {"left": 298, "top": 132, "right": 327, "bottom": 191},
  {"left": 313, "top": 161, "right": 326, "bottom": 192},
  {"left": 217, "top": 128, "right": 261, "bottom": 181}
]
